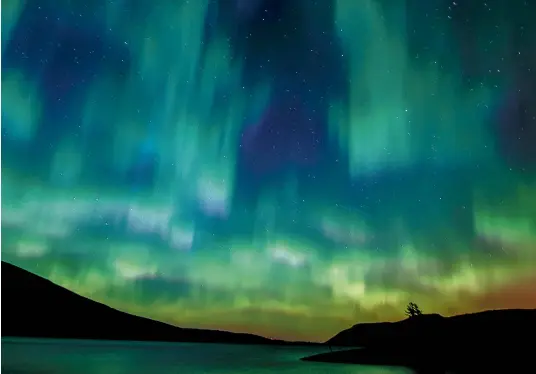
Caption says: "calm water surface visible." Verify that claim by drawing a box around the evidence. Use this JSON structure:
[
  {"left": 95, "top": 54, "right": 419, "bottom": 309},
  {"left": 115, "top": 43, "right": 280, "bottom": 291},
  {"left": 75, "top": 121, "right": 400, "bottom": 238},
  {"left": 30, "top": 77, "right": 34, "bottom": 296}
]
[{"left": 2, "top": 338, "right": 414, "bottom": 374}]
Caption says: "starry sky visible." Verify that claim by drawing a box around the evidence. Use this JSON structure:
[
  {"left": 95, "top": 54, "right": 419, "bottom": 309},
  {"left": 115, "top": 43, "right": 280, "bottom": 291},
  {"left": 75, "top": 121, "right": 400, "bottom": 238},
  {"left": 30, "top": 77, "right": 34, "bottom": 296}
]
[{"left": 2, "top": 0, "right": 536, "bottom": 342}]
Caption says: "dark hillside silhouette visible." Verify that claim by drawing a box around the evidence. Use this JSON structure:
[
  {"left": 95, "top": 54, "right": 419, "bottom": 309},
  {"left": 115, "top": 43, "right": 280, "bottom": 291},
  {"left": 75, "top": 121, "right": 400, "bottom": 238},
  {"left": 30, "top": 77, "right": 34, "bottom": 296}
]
[
  {"left": 303, "top": 308, "right": 536, "bottom": 373},
  {"left": 1, "top": 261, "right": 316, "bottom": 345},
  {"left": 325, "top": 308, "right": 535, "bottom": 349}
]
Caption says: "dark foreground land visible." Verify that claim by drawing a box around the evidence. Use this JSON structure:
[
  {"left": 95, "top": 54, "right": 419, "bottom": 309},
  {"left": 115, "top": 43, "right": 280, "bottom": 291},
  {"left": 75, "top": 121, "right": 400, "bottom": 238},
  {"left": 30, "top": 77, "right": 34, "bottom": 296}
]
[
  {"left": 1, "top": 261, "right": 317, "bottom": 346},
  {"left": 302, "top": 309, "right": 536, "bottom": 373}
]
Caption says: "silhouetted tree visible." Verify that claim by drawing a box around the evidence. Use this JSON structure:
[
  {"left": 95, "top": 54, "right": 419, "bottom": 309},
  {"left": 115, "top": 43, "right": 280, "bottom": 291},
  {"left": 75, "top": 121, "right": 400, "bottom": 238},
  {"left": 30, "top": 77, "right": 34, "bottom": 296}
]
[{"left": 405, "top": 302, "right": 423, "bottom": 318}]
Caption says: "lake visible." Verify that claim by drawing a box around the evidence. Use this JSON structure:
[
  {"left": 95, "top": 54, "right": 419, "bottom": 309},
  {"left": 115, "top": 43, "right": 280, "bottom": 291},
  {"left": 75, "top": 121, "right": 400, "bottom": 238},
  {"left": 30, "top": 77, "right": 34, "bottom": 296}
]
[{"left": 1, "top": 338, "right": 414, "bottom": 374}]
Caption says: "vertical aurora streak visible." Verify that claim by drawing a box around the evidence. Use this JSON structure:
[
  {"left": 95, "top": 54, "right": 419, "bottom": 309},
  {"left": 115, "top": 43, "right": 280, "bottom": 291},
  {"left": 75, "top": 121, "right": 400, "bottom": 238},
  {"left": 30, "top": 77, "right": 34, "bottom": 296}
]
[{"left": 2, "top": 0, "right": 536, "bottom": 342}]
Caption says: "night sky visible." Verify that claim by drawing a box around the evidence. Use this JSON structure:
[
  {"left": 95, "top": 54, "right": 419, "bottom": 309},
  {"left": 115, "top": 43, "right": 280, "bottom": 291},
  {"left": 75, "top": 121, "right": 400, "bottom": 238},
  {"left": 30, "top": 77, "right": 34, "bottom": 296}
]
[{"left": 2, "top": 0, "right": 536, "bottom": 342}]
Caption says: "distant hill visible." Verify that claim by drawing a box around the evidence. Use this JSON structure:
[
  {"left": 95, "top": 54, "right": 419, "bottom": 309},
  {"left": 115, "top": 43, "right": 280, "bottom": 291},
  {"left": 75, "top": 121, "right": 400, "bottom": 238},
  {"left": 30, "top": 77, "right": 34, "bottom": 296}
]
[
  {"left": 1, "top": 261, "right": 314, "bottom": 345},
  {"left": 326, "top": 309, "right": 536, "bottom": 348},
  {"left": 303, "top": 309, "right": 536, "bottom": 372}
]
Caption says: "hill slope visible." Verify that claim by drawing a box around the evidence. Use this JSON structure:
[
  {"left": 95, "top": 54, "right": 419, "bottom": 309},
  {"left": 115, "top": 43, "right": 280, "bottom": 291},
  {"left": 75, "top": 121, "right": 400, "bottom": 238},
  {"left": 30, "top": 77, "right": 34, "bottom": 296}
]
[
  {"left": 0, "top": 261, "right": 288, "bottom": 344},
  {"left": 326, "top": 309, "right": 536, "bottom": 348},
  {"left": 303, "top": 309, "right": 536, "bottom": 372}
]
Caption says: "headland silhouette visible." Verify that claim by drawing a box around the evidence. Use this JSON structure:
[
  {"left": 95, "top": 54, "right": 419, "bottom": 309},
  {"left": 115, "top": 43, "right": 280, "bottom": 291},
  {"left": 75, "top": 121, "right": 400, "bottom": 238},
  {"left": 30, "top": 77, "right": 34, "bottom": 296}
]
[
  {"left": 302, "top": 305, "right": 536, "bottom": 373},
  {"left": 1, "top": 261, "right": 316, "bottom": 346}
]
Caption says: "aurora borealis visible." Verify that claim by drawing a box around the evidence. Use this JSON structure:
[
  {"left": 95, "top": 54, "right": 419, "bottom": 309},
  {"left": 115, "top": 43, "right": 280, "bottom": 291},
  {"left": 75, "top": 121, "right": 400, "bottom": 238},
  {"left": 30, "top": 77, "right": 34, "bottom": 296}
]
[{"left": 2, "top": 0, "right": 536, "bottom": 342}]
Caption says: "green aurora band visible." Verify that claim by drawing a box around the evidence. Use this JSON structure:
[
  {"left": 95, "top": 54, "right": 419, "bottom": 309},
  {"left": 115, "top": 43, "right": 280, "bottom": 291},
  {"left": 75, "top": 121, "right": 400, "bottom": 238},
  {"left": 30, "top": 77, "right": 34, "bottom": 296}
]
[{"left": 2, "top": 0, "right": 536, "bottom": 341}]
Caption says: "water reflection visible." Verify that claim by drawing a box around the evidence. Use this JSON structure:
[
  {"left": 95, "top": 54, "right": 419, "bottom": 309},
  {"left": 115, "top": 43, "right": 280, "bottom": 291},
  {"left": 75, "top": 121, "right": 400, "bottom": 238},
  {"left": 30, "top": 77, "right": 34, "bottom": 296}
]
[{"left": 2, "top": 339, "right": 414, "bottom": 374}]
